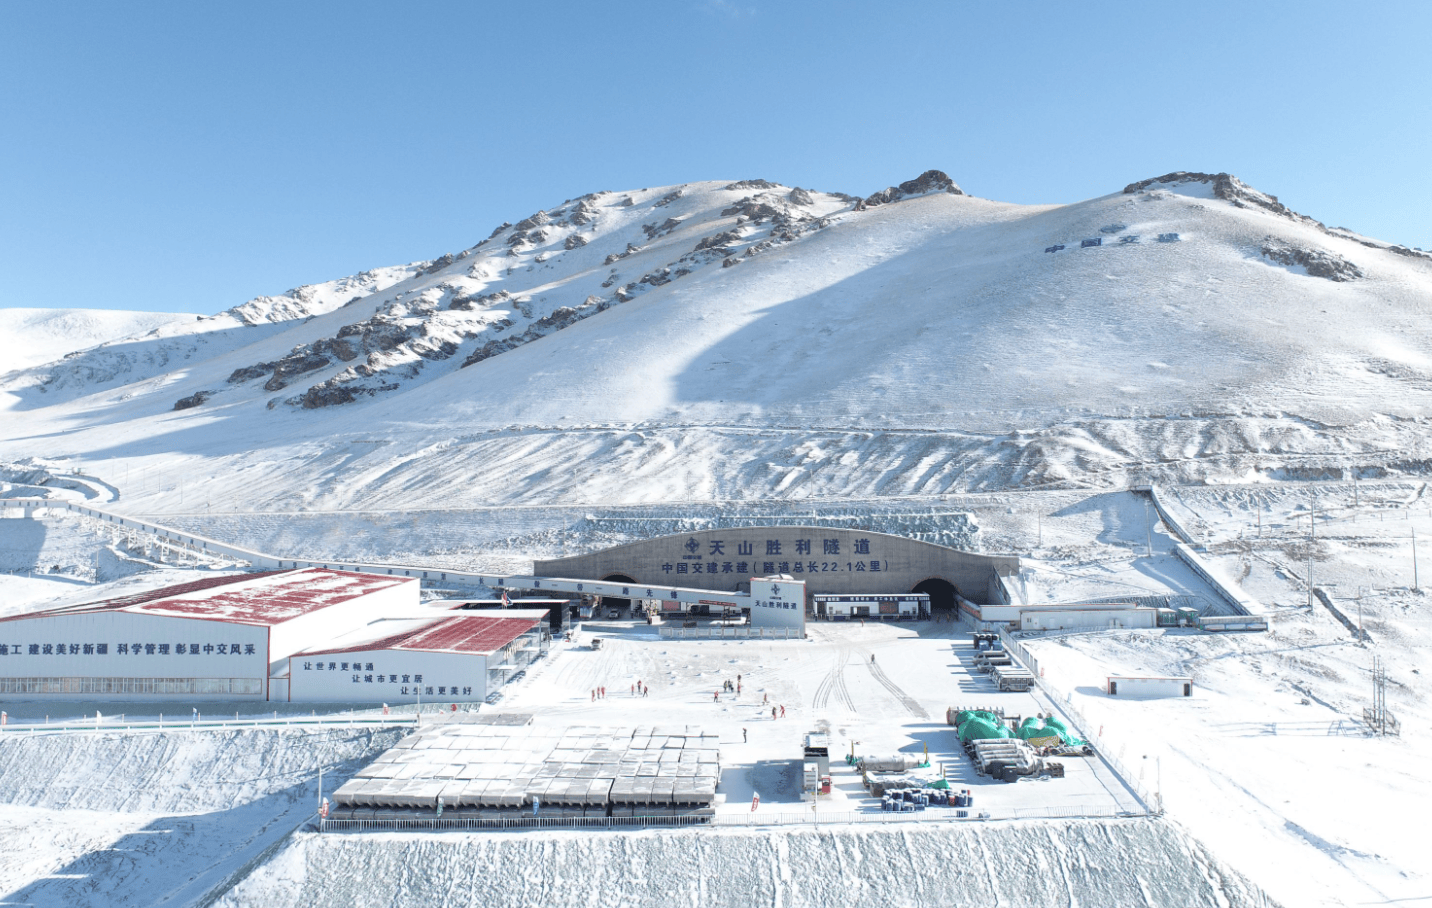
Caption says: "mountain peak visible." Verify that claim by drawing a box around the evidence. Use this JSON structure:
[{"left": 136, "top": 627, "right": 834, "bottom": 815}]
[
  {"left": 857, "top": 170, "right": 963, "bottom": 210},
  {"left": 1122, "top": 171, "right": 1320, "bottom": 227}
]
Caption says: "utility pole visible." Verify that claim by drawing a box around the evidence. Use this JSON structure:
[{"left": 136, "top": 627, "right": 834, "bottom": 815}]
[{"left": 1414, "top": 528, "right": 1420, "bottom": 592}]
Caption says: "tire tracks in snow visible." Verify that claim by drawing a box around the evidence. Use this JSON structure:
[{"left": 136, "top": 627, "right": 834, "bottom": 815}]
[
  {"left": 859, "top": 650, "right": 929, "bottom": 718},
  {"left": 812, "top": 648, "right": 855, "bottom": 712}
]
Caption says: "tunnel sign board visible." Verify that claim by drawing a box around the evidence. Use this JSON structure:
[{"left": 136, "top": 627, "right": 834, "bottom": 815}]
[
  {"left": 748, "top": 579, "right": 806, "bottom": 632},
  {"left": 660, "top": 534, "right": 886, "bottom": 578}
]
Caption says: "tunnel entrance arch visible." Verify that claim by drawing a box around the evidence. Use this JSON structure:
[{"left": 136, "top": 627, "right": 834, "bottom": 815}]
[
  {"left": 599, "top": 573, "right": 638, "bottom": 612},
  {"left": 912, "top": 577, "right": 958, "bottom": 614}
]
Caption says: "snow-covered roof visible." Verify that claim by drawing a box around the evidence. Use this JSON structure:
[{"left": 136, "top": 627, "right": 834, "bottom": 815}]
[
  {"left": 295, "top": 614, "right": 540, "bottom": 657},
  {"left": 0, "top": 568, "right": 413, "bottom": 627}
]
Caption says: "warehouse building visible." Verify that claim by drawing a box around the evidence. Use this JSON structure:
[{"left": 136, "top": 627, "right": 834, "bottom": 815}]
[
  {"left": 0, "top": 568, "right": 417, "bottom": 700},
  {"left": 287, "top": 612, "right": 549, "bottom": 703}
]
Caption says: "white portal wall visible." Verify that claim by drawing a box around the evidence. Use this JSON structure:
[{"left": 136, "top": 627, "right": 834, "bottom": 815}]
[
  {"left": 288, "top": 649, "right": 487, "bottom": 703},
  {"left": 0, "top": 612, "right": 269, "bottom": 699}
]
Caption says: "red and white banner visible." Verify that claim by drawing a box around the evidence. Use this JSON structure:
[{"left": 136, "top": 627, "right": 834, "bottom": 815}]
[
  {"left": 319, "top": 798, "right": 329, "bottom": 819},
  {"left": 751, "top": 792, "right": 760, "bottom": 812}
]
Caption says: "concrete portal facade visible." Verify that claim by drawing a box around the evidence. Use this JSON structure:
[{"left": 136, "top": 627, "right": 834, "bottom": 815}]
[{"left": 534, "top": 527, "right": 1018, "bottom": 608}]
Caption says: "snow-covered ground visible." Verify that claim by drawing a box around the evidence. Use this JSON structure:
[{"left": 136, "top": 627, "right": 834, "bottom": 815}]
[
  {"left": 0, "top": 726, "right": 404, "bottom": 907},
  {"left": 4, "top": 480, "right": 1430, "bottom": 906},
  {"left": 215, "top": 818, "right": 1272, "bottom": 908}
]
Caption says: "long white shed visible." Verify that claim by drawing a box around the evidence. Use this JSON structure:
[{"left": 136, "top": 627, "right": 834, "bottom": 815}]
[
  {"left": 1021, "top": 606, "right": 1158, "bottom": 632},
  {"left": 1106, "top": 675, "right": 1193, "bottom": 698}
]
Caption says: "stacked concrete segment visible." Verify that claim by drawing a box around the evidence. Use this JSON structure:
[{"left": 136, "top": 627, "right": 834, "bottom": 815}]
[{"left": 334, "top": 723, "right": 719, "bottom": 812}]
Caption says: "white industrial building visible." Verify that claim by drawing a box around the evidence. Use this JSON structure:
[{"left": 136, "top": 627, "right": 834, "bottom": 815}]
[
  {"left": 1019, "top": 605, "right": 1159, "bottom": 632},
  {"left": 0, "top": 568, "right": 417, "bottom": 701},
  {"left": 813, "top": 593, "right": 928, "bottom": 620},
  {"left": 287, "top": 612, "right": 548, "bottom": 703},
  {"left": 1107, "top": 675, "right": 1194, "bottom": 698},
  {"left": 963, "top": 599, "right": 1157, "bottom": 630}
]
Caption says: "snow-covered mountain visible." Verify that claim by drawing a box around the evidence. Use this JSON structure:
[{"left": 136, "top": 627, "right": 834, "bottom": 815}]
[
  {"left": 0, "top": 308, "right": 198, "bottom": 374},
  {"left": 3, "top": 169, "right": 1431, "bottom": 511}
]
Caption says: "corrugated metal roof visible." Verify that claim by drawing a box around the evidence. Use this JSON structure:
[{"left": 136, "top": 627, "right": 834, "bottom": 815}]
[
  {"left": 0, "top": 568, "right": 413, "bottom": 627},
  {"left": 299, "top": 615, "right": 539, "bottom": 657}
]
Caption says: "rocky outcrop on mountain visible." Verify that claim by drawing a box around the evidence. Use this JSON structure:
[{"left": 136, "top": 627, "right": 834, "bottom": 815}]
[
  {"left": 723, "top": 179, "right": 779, "bottom": 192},
  {"left": 419, "top": 254, "right": 456, "bottom": 276},
  {"left": 172, "top": 390, "right": 213, "bottom": 411},
  {"left": 448, "top": 289, "right": 512, "bottom": 312},
  {"left": 643, "top": 218, "right": 683, "bottom": 240},
  {"left": 653, "top": 190, "right": 683, "bottom": 208},
  {"left": 604, "top": 243, "right": 642, "bottom": 265},
  {"left": 564, "top": 234, "right": 588, "bottom": 250},
  {"left": 856, "top": 170, "right": 963, "bottom": 209},
  {"left": 224, "top": 267, "right": 413, "bottom": 327},
  {"left": 721, "top": 196, "right": 787, "bottom": 223},
  {"left": 264, "top": 351, "right": 332, "bottom": 391},
  {"left": 694, "top": 230, "right": 743, "bottom": 253},
  {"left": 566, "top": 199, "right": 601, "bottom": 226},
  {"left": 1124, "top": 171, "right": 1323, "bottom": 226},
  {"left": 788, "top": 188, "right": 815, "bottom": 206},
  {"left": 458, "top": 298, "right": 603, "bottom": 370},
  {"left": 228, "top": 362, "right": 277, "bottom": 384},
  {"left": 1260, "top": 238, "right": 1364, "bottom": 281}
]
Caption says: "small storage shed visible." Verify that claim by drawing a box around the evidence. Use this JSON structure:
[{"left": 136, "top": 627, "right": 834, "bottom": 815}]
[{"left": 1106, "top": 675, "right": 1194, "bottom": 698}]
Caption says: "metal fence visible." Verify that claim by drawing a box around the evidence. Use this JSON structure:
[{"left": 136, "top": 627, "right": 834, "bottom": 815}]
[
  {"left": 317, "top": 802, "right": 1149, "bottom": 834},
  {"left": 0, "top": 714, "right": 412, "bottom": 736},
  {"left": 320, "top": 814, "right": 714, "bottom": 833}
]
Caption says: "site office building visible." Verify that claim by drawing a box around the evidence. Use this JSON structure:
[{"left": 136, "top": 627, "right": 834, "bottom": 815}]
[{"left": 0, "top": 568, "right": 416, "bottom": 700}]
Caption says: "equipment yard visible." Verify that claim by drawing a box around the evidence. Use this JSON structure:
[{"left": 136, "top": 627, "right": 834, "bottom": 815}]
[{"left": 474, "top": 618, "right": 1147, "bottom": 821}]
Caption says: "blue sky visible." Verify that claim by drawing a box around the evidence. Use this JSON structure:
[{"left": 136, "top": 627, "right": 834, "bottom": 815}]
[{"left": 2, "top": 1, "right": 1427, "bottom": 314}]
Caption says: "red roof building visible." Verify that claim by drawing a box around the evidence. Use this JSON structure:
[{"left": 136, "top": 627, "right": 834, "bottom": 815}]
[
  {"left": 0, "top": 568, "right": 420, "bottom": 702},
  {"left": 287, "top": 614, "right": 548, "bottom": 704}
]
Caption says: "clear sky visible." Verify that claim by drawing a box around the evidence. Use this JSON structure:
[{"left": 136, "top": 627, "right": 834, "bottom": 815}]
[{"left": 2, "top": 0, "right": 1427, "bottom": 314}]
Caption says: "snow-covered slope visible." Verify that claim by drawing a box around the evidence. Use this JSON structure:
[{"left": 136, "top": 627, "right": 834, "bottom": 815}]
[
  {"left": 0, "top": 308, "right": 196, "bottom": 374},
  {"left": 4, "top": 170, "right": 1431, "bottom": 511},
  {"left": 215, "top": 818, "right": 1274, "bottom": 908}
]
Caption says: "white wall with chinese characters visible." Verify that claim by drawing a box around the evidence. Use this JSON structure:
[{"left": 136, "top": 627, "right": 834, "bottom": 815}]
[
  {"left": 747, "top": 579, "right": 806, "bottom": 632},
  {"left": 288, "top": 649, "right": 487, "bottom": 703},
  {"left": 0, "top": 611, "right": 269, "bottom": 698}
]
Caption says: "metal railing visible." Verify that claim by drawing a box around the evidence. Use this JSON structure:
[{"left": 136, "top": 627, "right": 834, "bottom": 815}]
[
  {"left": 0, "top": 713, "right": 413, "bottom": 736},
  {"left": 320, "top": 814, "right": 714, "bottom": 833},
  {"left": 316, "top": 802, "right": 1147, "bottom": 834}
]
